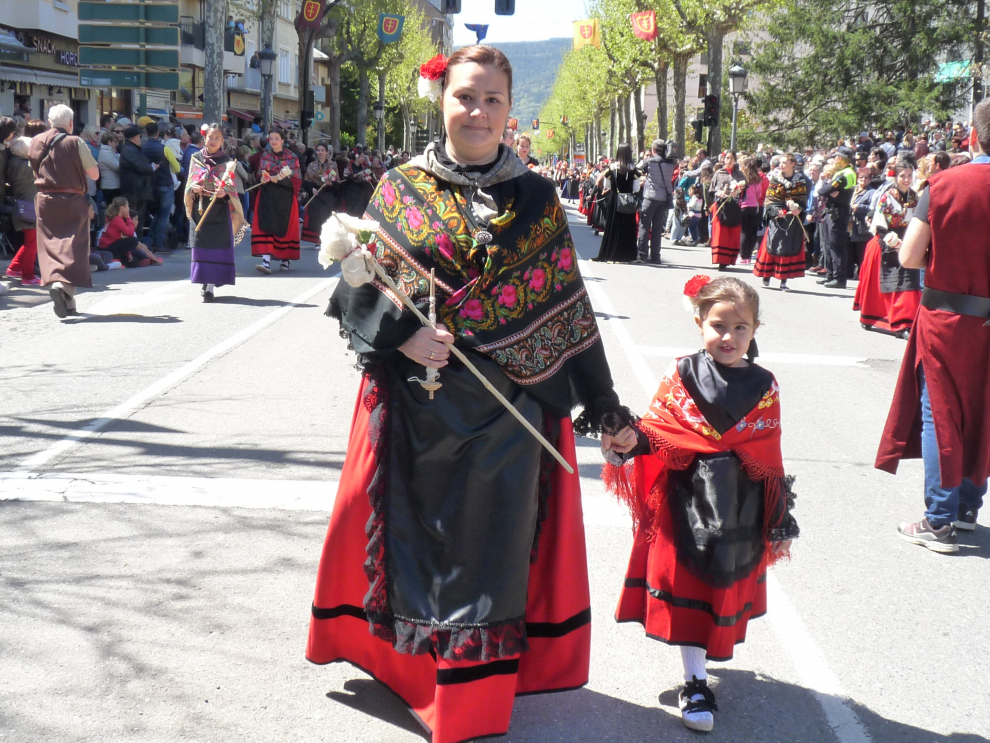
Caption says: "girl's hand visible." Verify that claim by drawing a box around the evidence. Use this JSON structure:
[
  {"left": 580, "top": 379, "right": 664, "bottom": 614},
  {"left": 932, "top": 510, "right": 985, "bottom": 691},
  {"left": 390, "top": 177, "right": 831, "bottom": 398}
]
[
  {"left": 191, "top": 183, "right": 203, "bottom": 194},
  {"left": 399, "top": 324, "right": 454, "bottom": 368},
  {"left": 772, "top": 540, "right": 792, "bottom": 555},
  {"left": 602, "top": 426, "right": 637, "bottom": 454},
  {"left": 261, "top": 171, "right": 272, "bottom": 183}
]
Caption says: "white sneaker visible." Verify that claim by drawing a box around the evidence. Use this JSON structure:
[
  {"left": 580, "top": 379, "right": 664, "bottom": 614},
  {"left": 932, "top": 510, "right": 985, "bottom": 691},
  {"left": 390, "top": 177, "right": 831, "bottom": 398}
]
[{"left": 678, "top": 676, "right": 716, "bottom": 732}]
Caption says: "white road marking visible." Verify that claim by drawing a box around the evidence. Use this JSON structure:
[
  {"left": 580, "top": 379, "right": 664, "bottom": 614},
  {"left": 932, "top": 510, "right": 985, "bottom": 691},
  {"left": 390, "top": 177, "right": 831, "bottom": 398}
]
[
  {"left": 638, "top": 346, "right": 870, "bottom": 368},
  {"left": 16, "top": 275, "right": 339, "bottom": 474},
  {"left": 580, "top": 256, "right": 872, "bottom": 743},
  {"left": 0, "top": 469, "right": 633, "bottom": 529},
  {"left": 82, "top": 278, "right": 189, "bottom": 316},
  {"left": 0, "top": 471, "right": 337, "bottom": 511}
]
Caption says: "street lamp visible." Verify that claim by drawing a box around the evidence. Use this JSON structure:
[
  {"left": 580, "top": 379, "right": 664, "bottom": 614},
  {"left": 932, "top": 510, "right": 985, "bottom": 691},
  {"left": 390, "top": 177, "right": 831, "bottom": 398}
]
[
  {"left": 257, "top": 45, "right": 278, "bottom": 134},
  {"left": 373, "top": 100, "right": 385, "bottom": 151},
  {"left": 409, "top": 117, "right": 419, "bottom": 154},
  {"left": 728, "top": 63, "right": 748, "bottom": 153}
]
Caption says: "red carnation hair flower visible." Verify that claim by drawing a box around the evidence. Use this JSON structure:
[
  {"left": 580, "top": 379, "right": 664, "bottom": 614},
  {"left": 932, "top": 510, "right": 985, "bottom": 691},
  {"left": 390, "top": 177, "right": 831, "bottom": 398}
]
[
  {"left": 420, "top": 54, "right": 448, "bottom": 81},
  {"left": 683, "top": 274, "right": 712, "bottom": 298}
]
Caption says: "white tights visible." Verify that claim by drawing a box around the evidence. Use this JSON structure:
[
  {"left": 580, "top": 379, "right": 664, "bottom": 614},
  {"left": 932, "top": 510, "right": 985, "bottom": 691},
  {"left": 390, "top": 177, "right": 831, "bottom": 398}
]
[{"left": 681, "top": 646, "right": 708, "bottom": 682}]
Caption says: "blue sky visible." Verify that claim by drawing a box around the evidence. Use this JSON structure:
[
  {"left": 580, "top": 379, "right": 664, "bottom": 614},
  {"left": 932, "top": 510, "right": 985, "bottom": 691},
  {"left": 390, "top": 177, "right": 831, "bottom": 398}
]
[{"left": 450, "top": 0, "right": 588, "bottom": 46}]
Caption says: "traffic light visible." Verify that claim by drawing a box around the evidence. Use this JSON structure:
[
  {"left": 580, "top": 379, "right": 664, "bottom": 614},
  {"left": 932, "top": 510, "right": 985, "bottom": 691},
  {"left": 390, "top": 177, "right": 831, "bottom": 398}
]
[
  {"left": 702, "top": 94, "right": 720, "bottom": 127},
  {"left": 443, "top": 0, "right": 461, "bottom": 12},
  {"left": 495, "top": 0, "right": 515, "bottom": 14},
  {"left": 691, "top": 119, "right": 704, "bottom": 143},
  {"left": 301, "top": 110, "right": 314, "bottom": 130}
]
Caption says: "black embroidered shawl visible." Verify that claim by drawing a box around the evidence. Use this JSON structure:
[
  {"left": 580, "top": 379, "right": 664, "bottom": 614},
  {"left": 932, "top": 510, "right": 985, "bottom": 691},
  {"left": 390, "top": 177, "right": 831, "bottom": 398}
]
[{"left": 328, "top": 142, "right": 627, "bottom": 431}]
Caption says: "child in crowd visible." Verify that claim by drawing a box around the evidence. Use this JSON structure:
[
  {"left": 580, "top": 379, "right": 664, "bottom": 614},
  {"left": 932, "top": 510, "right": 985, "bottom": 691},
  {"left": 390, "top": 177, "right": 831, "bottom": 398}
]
[
  {"left": 686, "top": 184, "right": 705, "bottom": 244},
  {"left": 602, "top": 275, "right": 799, "bottom": 733},
  {"left": 668, "top": 187, "right": 688, "bottom": 244},
  {"left": 100, "top": 197, "right": 162, "bottom": 268}
]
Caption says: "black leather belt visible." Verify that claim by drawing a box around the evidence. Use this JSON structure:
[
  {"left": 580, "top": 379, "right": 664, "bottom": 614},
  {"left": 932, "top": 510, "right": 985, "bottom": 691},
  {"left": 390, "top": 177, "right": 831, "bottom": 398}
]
[{"left": 922, "top": 287, "right": 990, "bottom": 326}]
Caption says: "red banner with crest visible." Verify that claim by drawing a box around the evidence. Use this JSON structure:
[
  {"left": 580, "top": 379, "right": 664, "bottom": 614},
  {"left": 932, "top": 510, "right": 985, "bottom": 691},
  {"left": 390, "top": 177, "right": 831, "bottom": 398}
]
[
  {"left": 299, "top": 0, "right": 326, "bottom": 29},
  {"left": 630, "top": 11, "right": 658, "bottom": 41}
]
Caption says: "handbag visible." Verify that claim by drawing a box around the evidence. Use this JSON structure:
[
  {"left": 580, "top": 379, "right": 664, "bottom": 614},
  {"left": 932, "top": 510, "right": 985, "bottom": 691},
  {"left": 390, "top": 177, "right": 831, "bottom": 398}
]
[
  {"left": 15, "top": 199, "right": 36, "bottom": 222},
  {"left": 615, "top": 192, "right": 641, "bottom": 214}
]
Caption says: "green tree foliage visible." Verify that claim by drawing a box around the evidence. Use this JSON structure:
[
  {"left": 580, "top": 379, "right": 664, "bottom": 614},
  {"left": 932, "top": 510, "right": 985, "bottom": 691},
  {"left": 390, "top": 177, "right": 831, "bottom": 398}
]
[{"left": 744, "top": 0, "right": 972, "bottom": 146}]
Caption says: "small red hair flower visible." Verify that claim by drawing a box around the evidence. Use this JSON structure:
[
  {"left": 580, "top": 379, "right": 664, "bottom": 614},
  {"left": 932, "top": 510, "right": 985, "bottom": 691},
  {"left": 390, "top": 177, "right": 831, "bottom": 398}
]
[
  {"left": 420, "top": 54, "right": 448, "bottom": 81},
  {"left": 683, "top": 274, "right": 712, "bottom": 298}
]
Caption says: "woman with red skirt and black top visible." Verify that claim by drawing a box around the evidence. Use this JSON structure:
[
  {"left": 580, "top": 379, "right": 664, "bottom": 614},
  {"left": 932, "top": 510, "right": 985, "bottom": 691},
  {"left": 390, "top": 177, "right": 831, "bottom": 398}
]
[
  {"left": 709, "top": 153, "right": 746, "bottom": 270},
  {"left": 853, "top": 161, "right": 921, "bottom": 338}
]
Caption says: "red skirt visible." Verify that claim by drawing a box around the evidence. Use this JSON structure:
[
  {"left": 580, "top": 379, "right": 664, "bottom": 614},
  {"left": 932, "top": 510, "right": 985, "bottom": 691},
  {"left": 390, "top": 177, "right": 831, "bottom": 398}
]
[
  {"left": 251, "top": 195, "right": 301, "bottom": 261},
  {"left": 710, "top": 206, "right": 741, "bottom": 266},
  {"left": 307, "top": 385, "right": 592, "bottom": 743},
  {"left": 753, "top": 231, "right": 806, "bottom": 280},
  {"left": 615, "top": 510, "right": 767, "bottom": 662},
  {"left": 853, "top": 237, "right": 921, "bottom": 333}
]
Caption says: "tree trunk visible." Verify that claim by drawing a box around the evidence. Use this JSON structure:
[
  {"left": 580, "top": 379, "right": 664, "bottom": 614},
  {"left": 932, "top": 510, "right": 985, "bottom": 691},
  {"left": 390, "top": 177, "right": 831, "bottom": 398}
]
[
  {"left": 329, "top": 61, "right": 342, "bottom": 149},
  {"left": 356, "top": 68, "right": 370, "bottom": 145},
  {"left": 377, "top": 72, "right": 386, "bottom": 150},
  {"left": 608, "top": 98, "right": 616, "bottom": 156},
  {"left": 673, "top": 55, "right": 688, "bottom": 158},
  {"left": 259, "top": 0, "right": 277, "bottom": 132},
  {"left": 592, "top": 114, "right": 599, "bottom": 161},
  {"left": 622, "top": 94, "right": 632, "bottom": 146},
  {"left": 203, "top": 0, "right": 227, "bottom": 125},
  {"left": 297, "top": 27, "right": 315, "bottom": 146},
  {"left": 401, "top": 101, "right": 410, "bottom": 152},
  {"left": 655, "top": 59, "right": 669, "bottom": 141},
  {"left": 634, "top": 87, "right": 645, "bottom": 154},
  {"left": 706, "top": 29, "right": 724, "bottom": 155}
]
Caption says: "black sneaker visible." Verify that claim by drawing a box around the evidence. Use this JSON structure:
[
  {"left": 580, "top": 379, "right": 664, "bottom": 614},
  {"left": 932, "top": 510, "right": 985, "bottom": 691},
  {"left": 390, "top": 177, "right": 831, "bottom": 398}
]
[
  {"left": 201, "top": 285, "right": 214, "bottom": 303},
  {"left": 678, "top": 676, "right": 717, "bottom": 732},
  {"left": 823, "top": 279, "right": 847, "bottom": 289},
  {"left": 954, "top": 507, "right": 979, "bottom": 531},
  {"left": 762, "top": 277, "right": 771, "bottom": 287},
  {"left": 49, "top": 287, "right": 69, "bottom": 318},
  {"left": 897, "top": 518, "right": 958, "bottom": 553}
]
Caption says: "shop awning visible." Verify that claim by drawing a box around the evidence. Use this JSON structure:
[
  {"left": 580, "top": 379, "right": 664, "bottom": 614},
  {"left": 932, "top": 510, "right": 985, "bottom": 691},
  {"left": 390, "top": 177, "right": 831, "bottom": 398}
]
[
  {"left": 146, "top": 108, "right": 170, "bottom": 118},
  {"left": 0, "top": 67, "right": 82, "bottom": 86},
  {"left": 228, "top": 108, "right": 258, "bottom": 121}
]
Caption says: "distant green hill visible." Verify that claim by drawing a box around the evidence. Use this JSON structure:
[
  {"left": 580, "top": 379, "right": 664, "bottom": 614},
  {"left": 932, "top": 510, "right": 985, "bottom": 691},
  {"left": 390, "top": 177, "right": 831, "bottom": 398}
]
[{"left": 485, "top": 38, "right": 571, "bottom": 130}]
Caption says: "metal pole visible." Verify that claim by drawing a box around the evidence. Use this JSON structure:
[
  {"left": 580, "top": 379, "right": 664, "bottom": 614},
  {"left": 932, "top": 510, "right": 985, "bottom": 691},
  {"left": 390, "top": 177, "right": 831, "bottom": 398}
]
[
  {"left": 730, "top": 94, "right": 739, "bottom": 153},
  {"left": 261, "top": 76, "right": 271, "bottom": 134}
]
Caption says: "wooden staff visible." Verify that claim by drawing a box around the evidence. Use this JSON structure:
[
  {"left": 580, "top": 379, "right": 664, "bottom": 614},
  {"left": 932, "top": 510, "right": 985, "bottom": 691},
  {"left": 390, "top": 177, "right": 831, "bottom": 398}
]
[
  {"left": 371, "top": 262, "right": 575, "bottom": 475},
  {"left": 245, "top": 165, "right": 293, "bottom": 193},
  {"left": 303, "top": 181, "right": 329, "bottom": 210},
  {"left": 194, "top": 161, "right": 236, "bottom": 232}
]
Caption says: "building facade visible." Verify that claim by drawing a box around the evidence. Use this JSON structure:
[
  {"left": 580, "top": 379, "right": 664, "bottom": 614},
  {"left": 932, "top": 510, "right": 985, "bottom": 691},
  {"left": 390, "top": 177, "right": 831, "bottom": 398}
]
[{"left": 0, "top": 0, "right": 97, "bottom": 127}]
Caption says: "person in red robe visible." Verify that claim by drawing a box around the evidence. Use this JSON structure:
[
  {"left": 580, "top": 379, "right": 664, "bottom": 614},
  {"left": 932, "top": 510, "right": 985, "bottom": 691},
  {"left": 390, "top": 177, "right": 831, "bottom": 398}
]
[
  {"left": 876, "top": 100, "right": 990, "bottom": 554},
  {"left": 603, "top": 275, "right": 798, "bottom": 733},
  {"left": 250, "top": 129, "right": 301, "bottom": 274}
]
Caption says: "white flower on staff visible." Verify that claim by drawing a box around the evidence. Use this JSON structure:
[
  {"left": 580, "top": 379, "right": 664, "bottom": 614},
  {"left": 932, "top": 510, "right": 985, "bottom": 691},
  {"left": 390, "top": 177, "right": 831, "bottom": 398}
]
[
  {"left": 279, "top": 165, "right": 292, "bottom": 178},
  {"left": 418, "top": 76, "right": 442, "bottom": 103},
  {"left": 318, "top": 212, "right": 381, "bottom": 286}
]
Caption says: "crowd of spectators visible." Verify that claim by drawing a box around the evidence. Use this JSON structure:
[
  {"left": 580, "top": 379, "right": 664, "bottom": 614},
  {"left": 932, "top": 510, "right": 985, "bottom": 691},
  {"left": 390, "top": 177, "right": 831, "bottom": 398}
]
[{"left": 1, "top": 110, "right": 414, "bottom": 292}]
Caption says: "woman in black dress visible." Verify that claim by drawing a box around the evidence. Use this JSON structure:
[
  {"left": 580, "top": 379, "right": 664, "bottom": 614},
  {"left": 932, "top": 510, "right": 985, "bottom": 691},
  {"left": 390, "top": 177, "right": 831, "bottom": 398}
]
[{"left": 594, "top": 143, "right": 641, "bottom": 263}]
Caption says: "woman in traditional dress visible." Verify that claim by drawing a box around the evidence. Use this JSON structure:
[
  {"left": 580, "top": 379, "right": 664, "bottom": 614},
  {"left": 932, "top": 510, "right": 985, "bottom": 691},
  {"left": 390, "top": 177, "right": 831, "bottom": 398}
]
[
  {"left": 853, "top": 161, "right": 921, "bottom": 338},
  {"left": 185, "top": 123, "right": 243, "bottom": 302},
  {"left": 737, "top": 155, "right": 764, "bottom": 265},
  {"left": 307, "top": 44, "right": 634, "bottom": 743},
  {"left": 301, "top": 143, "right": 340, "bottom": 244},
  {"left": 593, "top": 143, "right": 641, "bottom": 263},
  {"left": 709, "top": 152, "right": 746, "bottom": 269},
  {"left": 250, "top": 129, "right": 301, "bottom": 275},
  {"left": 753, "top": 153, "right": 809, "bottom": 292}
]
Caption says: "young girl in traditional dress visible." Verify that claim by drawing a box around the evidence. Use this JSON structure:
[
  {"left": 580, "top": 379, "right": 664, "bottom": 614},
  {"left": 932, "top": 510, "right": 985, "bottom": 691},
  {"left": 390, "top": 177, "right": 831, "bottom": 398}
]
[{"left": 603, "top": 275, "right": 799, "bottom": 733}]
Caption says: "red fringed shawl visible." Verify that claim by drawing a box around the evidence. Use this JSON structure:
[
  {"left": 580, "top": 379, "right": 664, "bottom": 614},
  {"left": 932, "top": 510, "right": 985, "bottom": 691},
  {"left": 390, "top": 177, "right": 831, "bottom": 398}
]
[{"left": 604, "top": 362, "right": 789, "bottom": 559}]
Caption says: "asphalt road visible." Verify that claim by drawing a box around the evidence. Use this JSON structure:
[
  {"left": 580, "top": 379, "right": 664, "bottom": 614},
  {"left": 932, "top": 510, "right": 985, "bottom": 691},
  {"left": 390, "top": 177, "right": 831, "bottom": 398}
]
[{"left": 0, "top": 207, "right": 987, "bottom": 743}]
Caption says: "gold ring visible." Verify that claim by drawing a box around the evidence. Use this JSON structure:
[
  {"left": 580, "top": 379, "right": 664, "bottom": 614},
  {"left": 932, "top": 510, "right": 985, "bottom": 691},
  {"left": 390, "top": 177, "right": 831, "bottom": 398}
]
[{"left": 429, "top": 351, "right": 435, "bottom": 360}]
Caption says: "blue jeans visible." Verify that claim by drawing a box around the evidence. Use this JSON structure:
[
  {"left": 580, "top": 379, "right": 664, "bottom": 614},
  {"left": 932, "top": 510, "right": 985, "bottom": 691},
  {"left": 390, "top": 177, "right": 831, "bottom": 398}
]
[
  {"left": 920, "top": 366, "right": 987, "bottom": 527},
  {"left": 148, "top": 185, "right": 174, "bottom": 250},
  {"left": 687, "top": 215, "right": 701, "bottom": 242}
]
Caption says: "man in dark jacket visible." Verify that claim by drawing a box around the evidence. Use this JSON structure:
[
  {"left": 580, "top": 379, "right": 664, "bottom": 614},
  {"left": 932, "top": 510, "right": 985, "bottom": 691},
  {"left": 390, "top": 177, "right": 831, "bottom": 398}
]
[
  {"left": 142, "top": 121, "right": 179, "bottom": 252},
  {"left": 119, "top": 124, "right": 155, "bottom": 241},
  {"left": 636, "top": 138, "right": 675, "bottom": 264},
  {"left": 816, "top": 146, "right": 856, "bottom": 288}
]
